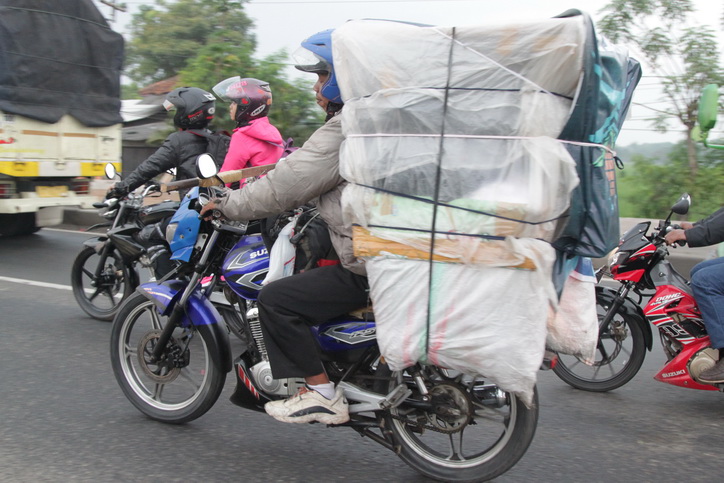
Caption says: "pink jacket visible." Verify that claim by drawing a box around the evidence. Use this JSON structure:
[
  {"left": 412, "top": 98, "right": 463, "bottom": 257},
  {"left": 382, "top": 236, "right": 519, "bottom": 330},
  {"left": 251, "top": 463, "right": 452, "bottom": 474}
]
[{"left": 219, "top": 117, "right": 284, "bottom": 182}]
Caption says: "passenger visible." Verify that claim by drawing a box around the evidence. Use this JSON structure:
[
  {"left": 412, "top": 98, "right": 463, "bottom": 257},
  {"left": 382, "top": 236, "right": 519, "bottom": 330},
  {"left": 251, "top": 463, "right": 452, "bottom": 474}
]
[{"left": 212, "top": 77, "right": 283, "bottom": 187}]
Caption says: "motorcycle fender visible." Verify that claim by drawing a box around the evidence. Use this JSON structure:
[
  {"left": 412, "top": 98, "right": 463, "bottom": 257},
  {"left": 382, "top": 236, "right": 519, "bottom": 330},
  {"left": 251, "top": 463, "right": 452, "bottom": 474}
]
[
  {"left": 596, "top": 285, "right": 653, "bottom": 351},
  {"left": 136, "top": 281, "right": 232, "bottom": 373},
  {"left": 82, "top": 236, "right": 109, "bottom": 254}
]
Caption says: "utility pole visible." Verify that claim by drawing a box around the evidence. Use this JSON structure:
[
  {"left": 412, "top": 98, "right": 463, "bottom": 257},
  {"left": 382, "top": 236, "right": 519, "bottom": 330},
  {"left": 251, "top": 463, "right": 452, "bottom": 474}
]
[{"left": 98, "top": 1, "right": 127, "bottom": 23}]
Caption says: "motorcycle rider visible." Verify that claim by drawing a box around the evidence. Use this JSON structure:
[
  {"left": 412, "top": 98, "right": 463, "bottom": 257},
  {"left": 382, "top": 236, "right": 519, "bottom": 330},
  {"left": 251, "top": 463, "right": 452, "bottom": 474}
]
[
  {"left": 212, "top": 77, "right": 284, "bottom": 186},
  {"left": 107, "top": 86, "right": 218, "bottom": 199},
  {"left": 106, "top": 86, "right": 218, "bottom": 276},
  {"left": 200, "top": 29, "right": 363, "bottom": 424},
  {"left": 665, "top": 206, "right": 724, "bottom": 383}
]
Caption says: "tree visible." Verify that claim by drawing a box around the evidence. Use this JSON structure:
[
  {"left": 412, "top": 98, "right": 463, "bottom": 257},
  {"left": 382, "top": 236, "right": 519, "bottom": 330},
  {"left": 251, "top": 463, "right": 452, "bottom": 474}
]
[
  {"left": 617, "top": 141, "right": 724, "bottom": 219},
  {"left": 598, "top": 0, "right": 724, "bottom": 177},
  {"left": 124, "top": 0, "right": 322, "bottom": 143},
  {"left": 125, "top": 0, "right": 256, "bottom": 85}
]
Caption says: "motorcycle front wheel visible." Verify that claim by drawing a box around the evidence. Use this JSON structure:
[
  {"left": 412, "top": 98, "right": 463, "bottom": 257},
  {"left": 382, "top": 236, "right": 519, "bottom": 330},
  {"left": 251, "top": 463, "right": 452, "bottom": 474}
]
[
  {"left": 71, "top": 246, "right": 135, "bottom": 321},
  {"left": 553, "top": 295, "right": 646, "bottom": 392},
  {"left": 375, "top": 364, "right": 538, "bottom": 482},
  {"left": 110, "top": 292, "right": 226, "bottom": 424}
]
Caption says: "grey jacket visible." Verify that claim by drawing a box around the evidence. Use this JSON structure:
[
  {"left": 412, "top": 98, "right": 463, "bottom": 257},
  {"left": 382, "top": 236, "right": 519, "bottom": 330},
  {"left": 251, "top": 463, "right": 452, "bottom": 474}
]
[{"left": 216, "top": 114, "right": 365, "bottom": 275}]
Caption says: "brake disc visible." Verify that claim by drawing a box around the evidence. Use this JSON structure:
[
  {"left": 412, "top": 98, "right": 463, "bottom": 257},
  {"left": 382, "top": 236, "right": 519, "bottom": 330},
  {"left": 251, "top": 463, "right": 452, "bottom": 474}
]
[{"left": 137, "top": 330, "right": 182, "bottom": 383}]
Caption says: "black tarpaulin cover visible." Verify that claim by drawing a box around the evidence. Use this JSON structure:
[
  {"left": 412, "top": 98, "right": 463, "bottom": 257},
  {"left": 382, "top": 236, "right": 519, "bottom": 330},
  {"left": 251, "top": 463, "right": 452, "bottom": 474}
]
[{"left": 0, "top": 0, "right": 124, "bottom": 127}]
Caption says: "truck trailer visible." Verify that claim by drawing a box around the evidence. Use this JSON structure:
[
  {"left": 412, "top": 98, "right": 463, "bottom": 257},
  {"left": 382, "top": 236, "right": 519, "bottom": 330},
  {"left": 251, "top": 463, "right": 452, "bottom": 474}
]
[{"left": 0, "top": 0, "right": 123, "bottom": 236}]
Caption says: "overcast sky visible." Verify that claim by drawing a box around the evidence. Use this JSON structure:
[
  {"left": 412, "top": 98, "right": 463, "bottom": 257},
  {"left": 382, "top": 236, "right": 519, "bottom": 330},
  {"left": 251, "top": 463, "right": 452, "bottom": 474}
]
[{"left": 96, "top": 0, "right": 724, "bottom": 146}]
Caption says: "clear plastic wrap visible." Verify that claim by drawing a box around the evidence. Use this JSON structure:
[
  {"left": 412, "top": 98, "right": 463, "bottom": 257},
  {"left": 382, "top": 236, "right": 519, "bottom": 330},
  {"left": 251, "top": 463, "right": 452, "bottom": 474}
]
[{"left": 332, "top": 16, "right": 600, "bottom": 403}]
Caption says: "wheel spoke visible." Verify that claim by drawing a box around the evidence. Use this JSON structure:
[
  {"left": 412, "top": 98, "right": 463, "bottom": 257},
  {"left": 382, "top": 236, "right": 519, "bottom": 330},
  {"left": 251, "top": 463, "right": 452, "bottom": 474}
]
[
  {"left": 152, "top": 382, "right": 164, "bottom": 402},
  {"left": 446, "top": 430, "right": 465, "bottom": 461},
  {"left": 178, "top": 367, "right": 202, "bottom": 391},
  {"left": 81, "top": 266, "right": 95, "bottom": 279},
  {"left": 102, "top": 286, "right": 117, "bottom": 305},
  {"left": 88, "top": 287, "right": 103, "bottom": 302},
  {"left": 149, "top": 309, "right": 163, "bottom": 331}
]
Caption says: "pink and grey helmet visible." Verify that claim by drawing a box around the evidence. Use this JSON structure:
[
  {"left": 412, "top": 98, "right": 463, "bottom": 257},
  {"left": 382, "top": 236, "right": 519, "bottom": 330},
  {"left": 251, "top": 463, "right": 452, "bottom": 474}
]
[{"left": 213, "top": 77, "right": 272, "bottom": 126}]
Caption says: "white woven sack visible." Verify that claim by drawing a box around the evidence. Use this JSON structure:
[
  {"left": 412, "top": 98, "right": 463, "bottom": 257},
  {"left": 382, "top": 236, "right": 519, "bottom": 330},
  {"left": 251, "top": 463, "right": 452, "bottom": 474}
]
[{"left": 366, "top": 238, "right": 556, "bottom": 406}]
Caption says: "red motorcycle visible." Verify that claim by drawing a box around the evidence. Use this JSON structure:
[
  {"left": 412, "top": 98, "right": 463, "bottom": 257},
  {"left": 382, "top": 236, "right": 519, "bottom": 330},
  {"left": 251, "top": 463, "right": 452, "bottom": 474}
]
[{"left": 554, "top": 193, "right": 722, "bottom": 392}]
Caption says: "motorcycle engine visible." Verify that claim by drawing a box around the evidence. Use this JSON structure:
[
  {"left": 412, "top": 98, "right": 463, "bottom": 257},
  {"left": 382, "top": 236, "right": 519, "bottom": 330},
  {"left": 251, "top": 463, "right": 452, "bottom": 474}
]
[
  {"left": 689, "top": 348, "right": 719, "bottom": 382},
  {"left": 248, "top": 361, "right": 306, "bottom": 397}
]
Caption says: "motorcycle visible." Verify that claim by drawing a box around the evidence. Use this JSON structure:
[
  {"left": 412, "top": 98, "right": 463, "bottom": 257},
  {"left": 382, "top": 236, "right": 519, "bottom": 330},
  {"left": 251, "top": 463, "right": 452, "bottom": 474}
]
[
  {"left": 554, "top": 193, "right": 723, "bottom": 393},
  {"left": 71, "top": 164, "right": 179, "bottom": 321},
  {"left": 109, "top": 155, "right": 539, "bottom": 482}
]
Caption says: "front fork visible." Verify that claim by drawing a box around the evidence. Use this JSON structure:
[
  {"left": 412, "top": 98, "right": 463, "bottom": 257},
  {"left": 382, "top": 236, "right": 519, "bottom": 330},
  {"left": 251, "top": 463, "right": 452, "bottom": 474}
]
[{"left": 150, "top": 230, "right": 220, "bottom": 363}]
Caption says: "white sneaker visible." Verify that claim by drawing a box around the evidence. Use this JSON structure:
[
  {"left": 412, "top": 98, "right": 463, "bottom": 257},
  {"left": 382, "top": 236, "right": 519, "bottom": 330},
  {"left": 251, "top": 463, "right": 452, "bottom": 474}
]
[{"left": 264, "top": 386, "right": 349, "bottom": 424}]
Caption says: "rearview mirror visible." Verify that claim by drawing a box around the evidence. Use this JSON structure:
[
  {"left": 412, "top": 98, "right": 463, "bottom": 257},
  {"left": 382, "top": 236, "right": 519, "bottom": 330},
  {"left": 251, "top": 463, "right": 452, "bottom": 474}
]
[
  {"left": 698, "top": 84, "right": 719, "bottom": 132},
  {"left": 196, "top": 154, "right": 219, "bottom": 179},
  {"left": 671, "top": 193, "right": 691, "bottom": 216},
  {"left": 696, "top": 85, "right": 724, "bottom": 150},
  {"left": 104, "top": 163, "right": 117, "bottom": 180}
]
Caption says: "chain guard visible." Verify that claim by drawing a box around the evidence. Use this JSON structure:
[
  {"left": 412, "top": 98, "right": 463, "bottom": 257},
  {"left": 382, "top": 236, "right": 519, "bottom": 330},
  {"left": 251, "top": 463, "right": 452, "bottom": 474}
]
[{"left": 137, "top": 329, "right": 188, "bottom": 383}]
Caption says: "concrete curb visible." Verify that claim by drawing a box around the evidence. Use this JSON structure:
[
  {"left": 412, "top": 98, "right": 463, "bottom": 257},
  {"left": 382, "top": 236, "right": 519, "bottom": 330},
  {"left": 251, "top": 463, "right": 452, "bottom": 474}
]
[{"left": 61, "top": 208, "right": 105, "bottom": 228}]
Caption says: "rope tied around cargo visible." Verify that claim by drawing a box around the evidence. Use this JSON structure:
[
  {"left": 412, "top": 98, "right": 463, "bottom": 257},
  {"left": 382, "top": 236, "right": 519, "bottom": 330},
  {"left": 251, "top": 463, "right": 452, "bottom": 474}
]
[
  {"left": 423, "top": 26, "right": 458, "bottom": 362},
  {"left": 432, "top": 26, "right": 554, "bottom": 97},
  {"left": 354, "top": 183, "right": 568, "bottom": 226},
  {"left": 345, "top": 133, "right": 617, "bottom": 160}
]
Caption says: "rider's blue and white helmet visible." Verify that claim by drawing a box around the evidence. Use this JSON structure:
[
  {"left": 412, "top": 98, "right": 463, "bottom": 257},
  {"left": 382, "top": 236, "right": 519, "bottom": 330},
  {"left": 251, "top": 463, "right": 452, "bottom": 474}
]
[{"left": 292, "top": 29, "right": 342, "bottom": 104}]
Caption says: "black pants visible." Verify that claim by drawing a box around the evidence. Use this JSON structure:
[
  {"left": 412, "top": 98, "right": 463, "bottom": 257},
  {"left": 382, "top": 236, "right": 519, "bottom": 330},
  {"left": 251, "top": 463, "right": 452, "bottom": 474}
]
[{"left": 257, "top": 264, "right": 369, "bottom": 379}]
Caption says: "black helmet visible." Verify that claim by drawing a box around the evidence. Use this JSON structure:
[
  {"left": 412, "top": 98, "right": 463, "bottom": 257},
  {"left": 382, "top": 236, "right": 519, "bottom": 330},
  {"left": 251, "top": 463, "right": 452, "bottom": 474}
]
[
  {"left": 163, "top": 87, "right": 216, "bottom": 129},
  {"left": 212, "top": 77, "right": 272, "bottom": 126}
]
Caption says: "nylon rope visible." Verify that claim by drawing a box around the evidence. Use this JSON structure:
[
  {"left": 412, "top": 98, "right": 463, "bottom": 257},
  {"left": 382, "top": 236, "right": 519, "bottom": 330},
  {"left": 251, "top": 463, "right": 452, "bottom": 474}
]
[{"left": 424, "top": 26, "right": 457, "bottom": 361}]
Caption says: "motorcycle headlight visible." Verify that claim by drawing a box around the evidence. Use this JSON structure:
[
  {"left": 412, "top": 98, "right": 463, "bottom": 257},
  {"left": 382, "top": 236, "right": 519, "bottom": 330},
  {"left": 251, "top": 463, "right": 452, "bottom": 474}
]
[
  {"left": 165, "top": 222, "right": 177, "bottom": 245},
  {"left": 606, "top": 248, "right": 619, "bottom": 270},
  {"left": 608, "top": 248, "right": 629, "bottom": 271}
]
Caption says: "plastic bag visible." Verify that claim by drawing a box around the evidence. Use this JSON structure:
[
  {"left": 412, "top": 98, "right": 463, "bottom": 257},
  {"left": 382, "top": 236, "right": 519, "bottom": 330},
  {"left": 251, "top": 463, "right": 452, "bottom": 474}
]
[
  {"left": 262, "top": 218, "right": 297, "bottom": 285},
  {"left": 546, "top": 257, "right": 598, "bottom": 363}
]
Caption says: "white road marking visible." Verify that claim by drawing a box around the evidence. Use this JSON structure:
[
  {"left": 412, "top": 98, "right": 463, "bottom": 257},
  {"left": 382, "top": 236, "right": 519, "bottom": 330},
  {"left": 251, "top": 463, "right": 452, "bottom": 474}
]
[{"left": 0, "top": 275, "right": 72, "bottom": 291}]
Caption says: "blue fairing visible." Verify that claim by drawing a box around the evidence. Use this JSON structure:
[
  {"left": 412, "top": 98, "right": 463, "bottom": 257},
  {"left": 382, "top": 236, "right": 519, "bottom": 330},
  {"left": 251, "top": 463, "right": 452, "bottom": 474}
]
[
  {"left": 168, "top": 187, "right": 201, "bottom": 262},
  {"left": 137, "top": 280, "right": 221, "bottom": 327},
  {"left": 223, "top": 235, "right": 269, "bottom": 300}
]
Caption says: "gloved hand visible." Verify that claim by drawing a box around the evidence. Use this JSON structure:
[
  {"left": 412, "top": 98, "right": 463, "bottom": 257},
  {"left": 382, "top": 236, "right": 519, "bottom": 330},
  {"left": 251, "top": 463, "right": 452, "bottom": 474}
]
[{"left": 106, "top": 185, "right": 128, "bottom": 199}]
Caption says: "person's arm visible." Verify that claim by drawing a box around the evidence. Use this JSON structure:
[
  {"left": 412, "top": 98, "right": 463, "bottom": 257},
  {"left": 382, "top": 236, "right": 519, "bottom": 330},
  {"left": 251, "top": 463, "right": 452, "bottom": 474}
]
[
  {"left": 201, "top": 117, "right": 344, "bottom": 220},
  {"left": 683, "top": 207, "right": 724, "bottom": 247},
  {"left": 115, "top": 135, "right": 179, "bottom": 194}
]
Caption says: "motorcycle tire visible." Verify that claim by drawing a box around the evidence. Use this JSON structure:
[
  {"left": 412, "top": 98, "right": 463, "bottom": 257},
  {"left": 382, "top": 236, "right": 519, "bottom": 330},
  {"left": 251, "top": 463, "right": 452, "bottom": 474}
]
[
  {"left": 110, "top": 292, "right": 226, "bottom": 424},
  {"left": 553, "top": 298, "right": 646, "bottom": 392},
  {"left": 71, "top": 245, "right": 135, "bottom": 321},
  {"left": 374, "top": 363, "right": 538, "bottom": 482}
]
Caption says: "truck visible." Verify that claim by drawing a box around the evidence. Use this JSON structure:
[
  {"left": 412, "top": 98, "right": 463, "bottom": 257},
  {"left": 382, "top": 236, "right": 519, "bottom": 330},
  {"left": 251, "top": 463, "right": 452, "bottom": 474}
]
[{"left": 0, "top": 0, "right": 124, "bottom": 236}]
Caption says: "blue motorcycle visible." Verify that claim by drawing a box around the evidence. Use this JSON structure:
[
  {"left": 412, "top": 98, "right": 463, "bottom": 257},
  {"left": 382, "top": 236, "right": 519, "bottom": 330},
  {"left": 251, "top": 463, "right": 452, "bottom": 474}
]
[{"left": 109, "top": 156, "right": 538, "bottom": 482}]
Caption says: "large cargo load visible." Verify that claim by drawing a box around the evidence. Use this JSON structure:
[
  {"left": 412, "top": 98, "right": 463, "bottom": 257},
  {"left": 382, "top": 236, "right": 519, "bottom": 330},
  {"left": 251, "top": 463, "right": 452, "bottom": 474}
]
[
  {"left": 0, "top": 0, "right": 123, "bottom": 235},
  {"left": 334, "top": 12, "right": 640, "bottom": 403}
]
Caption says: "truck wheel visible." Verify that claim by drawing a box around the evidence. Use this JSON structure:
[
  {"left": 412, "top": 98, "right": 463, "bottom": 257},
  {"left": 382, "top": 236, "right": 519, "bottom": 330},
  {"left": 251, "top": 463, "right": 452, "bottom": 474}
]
[{"left": 0, "top": 213, "right": 40, "bottom": 236}]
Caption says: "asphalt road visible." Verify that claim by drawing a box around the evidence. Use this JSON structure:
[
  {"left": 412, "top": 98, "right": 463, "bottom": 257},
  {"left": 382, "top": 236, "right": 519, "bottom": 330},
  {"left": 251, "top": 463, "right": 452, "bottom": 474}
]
[{"left": 1, "top": 227, "right": 724, "bottom": 482}]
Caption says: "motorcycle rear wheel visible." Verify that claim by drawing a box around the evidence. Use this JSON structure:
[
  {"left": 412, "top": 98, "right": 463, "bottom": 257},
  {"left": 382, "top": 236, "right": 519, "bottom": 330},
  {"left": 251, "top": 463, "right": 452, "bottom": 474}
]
[
  {"left": 71, "top": 246, "right": 134, "bottom": 321},
  {"left": 110, "top": 293, "right": 226, "bottom": 424},
  {"left": 553, "top": 297, "right": 646, "bottom": 392},
  {"left": 375, "top": 364, "right": 538, "bottom": 482}
]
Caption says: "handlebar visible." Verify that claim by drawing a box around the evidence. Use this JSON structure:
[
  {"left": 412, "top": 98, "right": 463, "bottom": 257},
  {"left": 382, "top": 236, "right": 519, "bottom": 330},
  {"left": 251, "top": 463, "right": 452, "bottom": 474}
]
[{"left": 162, "top": 164, "right": 276, "bottom": 192}]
